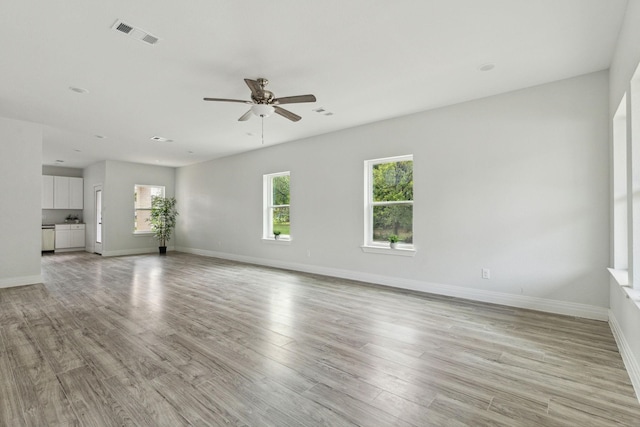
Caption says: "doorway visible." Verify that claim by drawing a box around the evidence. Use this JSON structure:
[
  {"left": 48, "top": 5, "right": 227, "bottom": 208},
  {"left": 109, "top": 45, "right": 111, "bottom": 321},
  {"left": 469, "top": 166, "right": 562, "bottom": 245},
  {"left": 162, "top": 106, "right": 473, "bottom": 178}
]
[{"left": 94, "top": 185, "right": 103, "bottom": 254}]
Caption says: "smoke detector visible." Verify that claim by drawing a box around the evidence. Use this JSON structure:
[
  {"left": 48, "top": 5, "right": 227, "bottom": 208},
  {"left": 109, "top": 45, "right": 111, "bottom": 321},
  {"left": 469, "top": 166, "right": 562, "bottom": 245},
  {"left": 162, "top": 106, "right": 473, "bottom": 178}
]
[{"left": 111, "top": 20, "right": 159, "bottom": 46}]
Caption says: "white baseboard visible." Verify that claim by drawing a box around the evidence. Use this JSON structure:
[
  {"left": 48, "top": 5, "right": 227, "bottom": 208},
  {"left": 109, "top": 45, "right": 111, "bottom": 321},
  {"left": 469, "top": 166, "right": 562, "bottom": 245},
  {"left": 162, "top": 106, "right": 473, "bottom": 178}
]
[
  {"left": 0, "top": 274, "right": 42, "bottom": 289},
  {"left": 54, "top": 247, "right": 86, "bottom": 253},
  {"left": 176, "top": 246, "right": 608, "bottom": 321},
  {"left": 609, "top": 310, "right": 640, "bottom": 403},
  {"left": 102, "top": 246, "right": 175, "bottom": 257}
]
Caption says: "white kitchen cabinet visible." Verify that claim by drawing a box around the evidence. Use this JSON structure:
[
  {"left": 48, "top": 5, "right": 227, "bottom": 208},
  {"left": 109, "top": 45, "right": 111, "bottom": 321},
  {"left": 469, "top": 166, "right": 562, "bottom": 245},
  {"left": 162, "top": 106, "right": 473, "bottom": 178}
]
[
  {"left": 49, "top": 176, "right": 84, "bottom": 209},
  {"left": 69, "top": 177, "right": 83, "bottom": 209},
  {"left": 70, "top": 224, "right": 85, "bottom": 248},
  {"left": 55, "top": 224, "right": 85, "bottom": 250},
  {"left": 55, "top": 224, "right": 71, "bottom": 249},
  {"left": 42, "top": 175, "right": 54, "bottom": 209},
  {"left": 53, "top": 177, "right": 70, "bottom": 209}
]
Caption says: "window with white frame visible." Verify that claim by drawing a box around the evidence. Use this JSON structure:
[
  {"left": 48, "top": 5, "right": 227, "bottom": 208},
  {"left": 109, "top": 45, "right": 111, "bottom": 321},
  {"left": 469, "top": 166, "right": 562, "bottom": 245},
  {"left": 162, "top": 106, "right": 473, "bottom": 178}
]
[
  {"left": 134, "top": 184, "right": 165, "bottom": 233},
  {"left": 612, "top": 95, "right": 628, "bottom": 271},
  {"left": 263, "top": 172, "right": 290, "bottom": 240},
  {"left": 364, "top": 155, "right": 413, "bottom": 248}
]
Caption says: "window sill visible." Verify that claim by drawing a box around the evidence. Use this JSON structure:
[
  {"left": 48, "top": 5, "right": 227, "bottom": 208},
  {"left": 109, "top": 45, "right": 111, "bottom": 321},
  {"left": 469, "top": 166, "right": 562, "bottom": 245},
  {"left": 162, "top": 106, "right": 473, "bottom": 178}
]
[
  {"left": 133, "top": 232, "right": 154, "bottom": 237},
  {"left": 608, "top": 268, "right": 640, "bottom": 308},
  {"left": 608, "top": 268, "right": 629, "bottom": 286},
  {"left": 262, "top": 237, "right": 291, "bottom": 245},
  {"left": 361, "top": 245, "right": 416, "bottom": 257}
]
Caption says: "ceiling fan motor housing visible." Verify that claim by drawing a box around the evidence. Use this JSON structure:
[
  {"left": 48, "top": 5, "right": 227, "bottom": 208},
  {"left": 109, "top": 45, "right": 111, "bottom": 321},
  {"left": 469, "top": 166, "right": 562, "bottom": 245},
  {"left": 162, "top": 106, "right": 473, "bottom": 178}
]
[{"left": 252, "top": 90, "right": 274, "bottom": 104}]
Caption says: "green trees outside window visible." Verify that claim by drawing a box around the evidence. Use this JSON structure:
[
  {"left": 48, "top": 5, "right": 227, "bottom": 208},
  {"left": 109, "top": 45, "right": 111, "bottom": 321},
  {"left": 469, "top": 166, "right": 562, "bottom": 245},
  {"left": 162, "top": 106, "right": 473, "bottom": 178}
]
[
  {"left": 272, "top": 174, "right": 290, "bottom": 235},
  {"left": 264, "top": 172, "right": 290, "bottom": 239},
  {"left": 371, "top": 159, "right": 413, "bottom": 244}
]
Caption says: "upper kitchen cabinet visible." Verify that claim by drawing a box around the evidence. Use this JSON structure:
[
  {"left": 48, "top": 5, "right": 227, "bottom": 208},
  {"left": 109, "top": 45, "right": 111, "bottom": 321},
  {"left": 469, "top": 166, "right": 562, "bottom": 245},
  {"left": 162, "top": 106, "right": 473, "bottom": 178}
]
[
  {"left": 53, "top": 176, "right": 70, "bottom": 209},
  {"left": 45, "top": 176, "right": 83, "bottom": 209},
  {"left": 42, "top": 175, "right": 54, "bottom": 209},
  {"left": 69, "top": 177, "right": 83, "bottom": 209}
]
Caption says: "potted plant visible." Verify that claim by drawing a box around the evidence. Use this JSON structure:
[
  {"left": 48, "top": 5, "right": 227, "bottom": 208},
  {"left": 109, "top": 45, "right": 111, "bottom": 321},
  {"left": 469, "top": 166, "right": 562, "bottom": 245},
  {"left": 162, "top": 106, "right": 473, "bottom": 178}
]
[
  {"left": 273, "top": 230, "right": 282, "bottom": 240},
  {"left": 65, "top": 214, "right": 73, "bottom": 223},
  {"left": 388, "top": 234, "right": 399, "bottom": 249},
  {"left": 147, "top": 196, "right": 179, "bottom": 255},
  {"left": 72, "top": 214, "right": 80, "bottom": 224}
]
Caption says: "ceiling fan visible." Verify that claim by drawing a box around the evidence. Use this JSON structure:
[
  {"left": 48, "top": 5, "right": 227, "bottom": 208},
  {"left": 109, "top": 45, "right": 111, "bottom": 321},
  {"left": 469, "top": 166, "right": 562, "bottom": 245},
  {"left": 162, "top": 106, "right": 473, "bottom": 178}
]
[{"left": 203, "top": 78, "right": 316, "bottom": 122}]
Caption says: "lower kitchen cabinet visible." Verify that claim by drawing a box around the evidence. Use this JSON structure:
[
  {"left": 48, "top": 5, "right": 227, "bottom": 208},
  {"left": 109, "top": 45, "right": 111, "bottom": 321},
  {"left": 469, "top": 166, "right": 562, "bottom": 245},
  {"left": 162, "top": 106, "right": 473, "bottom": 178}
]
[
  {"left": 55, "top": 224, "right": 85, "bottom": 250},
  {"left": 55, "top": 225, "right": 70, "bottom": 248},
  {"left": 70, "top": 224, "right": 85, "bottom": 248}
]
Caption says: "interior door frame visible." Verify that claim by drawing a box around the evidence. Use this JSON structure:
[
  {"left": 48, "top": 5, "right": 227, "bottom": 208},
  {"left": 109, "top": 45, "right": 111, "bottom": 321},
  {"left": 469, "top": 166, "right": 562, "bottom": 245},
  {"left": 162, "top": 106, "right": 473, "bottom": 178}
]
[{"left": 94, "top": 184, "right": 103, "bottom": 255}]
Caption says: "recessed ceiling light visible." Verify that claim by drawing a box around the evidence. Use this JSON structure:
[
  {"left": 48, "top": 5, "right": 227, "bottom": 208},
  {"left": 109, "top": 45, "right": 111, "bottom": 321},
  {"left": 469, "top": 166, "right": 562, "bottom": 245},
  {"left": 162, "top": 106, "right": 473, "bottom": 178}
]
[
  {"left": 95, "top": 134, "right": 106, "bottom": 139},
  {"left": 74, "top": 149, "right": 81, "bottom": 152},
  {"left": 150, "top": 136, "right": 173, "bottom": 142},
  {"left": 478, "top": 63, "right": 495, "bottom": 72},
  {"left": 69, "top": 86, "right": 89, "bottom": 94},
  {"left": 187, "top": 150, "right": 194, "bottom": 154},
  {"left": 246, "top": 132, "right": 255, "bottom": 137},
  {"left": 55, "top": 159, "right": 64, "bottom": 163}
]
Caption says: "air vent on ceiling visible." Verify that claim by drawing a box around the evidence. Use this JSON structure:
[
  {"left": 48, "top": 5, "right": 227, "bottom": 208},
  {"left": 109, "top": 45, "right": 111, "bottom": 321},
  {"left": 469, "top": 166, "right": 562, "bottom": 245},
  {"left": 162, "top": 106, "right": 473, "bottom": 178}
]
[
  {"left": 111, "top": 20, "right": 159, "bottom": 46},
  {"left": 115, "top": 22, "right": 133, "bottom": 34},
  {"left": 142, "top": 34, "right": 159, "bottom": 45},
  {"left": 313, "top": 107, "right": 334, "bottom": 116}
]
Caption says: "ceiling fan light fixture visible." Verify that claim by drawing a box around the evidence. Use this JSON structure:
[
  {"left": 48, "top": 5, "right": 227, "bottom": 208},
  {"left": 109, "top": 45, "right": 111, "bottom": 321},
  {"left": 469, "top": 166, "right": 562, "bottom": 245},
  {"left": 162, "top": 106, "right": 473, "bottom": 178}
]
[{"left": 251, "top": 104, "right": 275, "bottom": 117}]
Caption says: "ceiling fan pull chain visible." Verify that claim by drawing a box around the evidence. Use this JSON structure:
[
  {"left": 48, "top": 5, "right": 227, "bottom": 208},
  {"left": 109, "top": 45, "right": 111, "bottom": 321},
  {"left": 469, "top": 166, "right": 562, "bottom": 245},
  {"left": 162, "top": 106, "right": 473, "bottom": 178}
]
[{"left": 261, "top": 116, "right": 264, "bottom": 145}]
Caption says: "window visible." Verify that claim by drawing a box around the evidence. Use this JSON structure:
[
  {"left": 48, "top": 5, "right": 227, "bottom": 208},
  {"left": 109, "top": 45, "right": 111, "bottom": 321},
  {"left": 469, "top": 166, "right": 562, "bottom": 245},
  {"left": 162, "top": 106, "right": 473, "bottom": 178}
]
[
  {"left": 612, "top": 95, "right": 628, "bottom": 271},
  {"left": 263, "top": 172, "right": 290, "bottom": 240},
  {"left": 134, "top": 184, "right": 165, "bottom": 233},
  {"left": 364, "top": 155, "right": 413, "bottom": 250}
]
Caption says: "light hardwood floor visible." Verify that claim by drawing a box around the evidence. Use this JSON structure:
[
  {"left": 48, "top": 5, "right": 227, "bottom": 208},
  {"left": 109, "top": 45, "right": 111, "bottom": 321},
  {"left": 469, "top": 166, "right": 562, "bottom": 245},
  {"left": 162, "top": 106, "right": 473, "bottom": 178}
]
[{"left": 1, "top": 252, "right": 639, "bottom": 426}]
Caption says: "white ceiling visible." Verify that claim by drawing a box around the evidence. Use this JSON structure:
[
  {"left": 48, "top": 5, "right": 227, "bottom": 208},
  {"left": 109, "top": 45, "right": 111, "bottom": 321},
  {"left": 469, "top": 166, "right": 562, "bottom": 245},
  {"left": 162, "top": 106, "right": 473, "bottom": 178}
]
[{"left": 0, "top": 0, "right": 628, "bottom": 168}]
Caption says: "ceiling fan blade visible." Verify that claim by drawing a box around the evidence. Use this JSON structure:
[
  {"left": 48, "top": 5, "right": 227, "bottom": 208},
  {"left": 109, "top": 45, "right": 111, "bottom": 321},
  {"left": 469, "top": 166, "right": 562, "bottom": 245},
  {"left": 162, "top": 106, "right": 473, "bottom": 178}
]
[
  {"left": 203, "top": 97, "right": 252, "bottom": 104},
  {"left": 274, "top": 94, "right": 317, "bottom": 105},
  {"left": 244, "top": 79, "right": 263, "bottom": 98},
  {"left": 274, "top": 106, "right": 301, "bottom": 122},
  {"left": 238, "top": 110, "right": 253, "bottom": 121}
]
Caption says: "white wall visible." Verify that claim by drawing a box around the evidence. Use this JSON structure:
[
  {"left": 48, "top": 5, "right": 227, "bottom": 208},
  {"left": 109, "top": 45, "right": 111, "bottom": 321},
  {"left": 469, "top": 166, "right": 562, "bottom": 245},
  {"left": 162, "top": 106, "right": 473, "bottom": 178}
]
[
  {"left": 0, "top": 117, "right": 42, "bottom": 288},
  {"left": 100, "top": 160, "right": 175, "bottom": 256},
  {"left": 176, "top": 71, "right": 609, "bottom": 320},
  {"left": 610, "top": 0, "right": 640, "bottom": 113},
  {"left": 608, "top": 0, "right": 640, "bottom": 400}
]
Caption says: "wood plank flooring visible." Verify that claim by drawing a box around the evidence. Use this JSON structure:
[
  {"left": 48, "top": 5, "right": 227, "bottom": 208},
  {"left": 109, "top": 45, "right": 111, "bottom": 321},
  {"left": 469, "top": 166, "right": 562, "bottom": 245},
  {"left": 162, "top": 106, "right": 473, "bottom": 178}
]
[{"left": 1, "top": 251, "right": 639, "bottom": 426}]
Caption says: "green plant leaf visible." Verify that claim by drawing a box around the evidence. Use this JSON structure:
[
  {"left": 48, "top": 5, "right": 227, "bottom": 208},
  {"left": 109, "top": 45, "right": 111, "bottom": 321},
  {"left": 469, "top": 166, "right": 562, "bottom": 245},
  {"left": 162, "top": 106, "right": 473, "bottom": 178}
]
[{"left": 146, "top": 196, "right": 179, "bottom": 247}]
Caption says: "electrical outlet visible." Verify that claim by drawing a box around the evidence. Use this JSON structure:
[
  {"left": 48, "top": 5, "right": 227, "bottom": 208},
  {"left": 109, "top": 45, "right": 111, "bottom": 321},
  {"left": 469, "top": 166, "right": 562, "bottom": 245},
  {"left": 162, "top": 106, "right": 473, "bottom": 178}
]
[{"left": 482, "top": 268, "right": 490, "bottom": 279}]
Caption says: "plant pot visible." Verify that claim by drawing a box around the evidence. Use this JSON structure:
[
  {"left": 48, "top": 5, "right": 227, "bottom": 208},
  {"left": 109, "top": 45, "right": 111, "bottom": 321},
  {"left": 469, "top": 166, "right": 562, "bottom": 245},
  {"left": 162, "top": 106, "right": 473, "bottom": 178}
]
[
  {"left": 390, "top": 242, "right": 397, "bottom": 249},
  {"left": 159, "top": 246, "right": 167, "bottom": 255}
]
